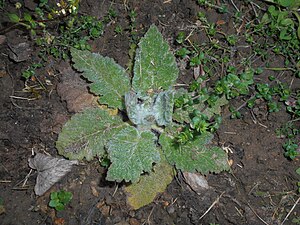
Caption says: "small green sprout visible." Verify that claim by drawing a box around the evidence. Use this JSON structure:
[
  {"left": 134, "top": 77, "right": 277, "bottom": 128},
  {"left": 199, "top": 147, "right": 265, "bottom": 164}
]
[
  {"left": 176, "top": 31, "right": 186, "bottom": 44},
  {"left": 226, "top": 34, "right": 238, "bottom": 46},
  {"left": 49, "top": 190, "right": 73, "bottom": 211},
  {"left": 114, "top": 24, "right": 123, "bottom": 34}
]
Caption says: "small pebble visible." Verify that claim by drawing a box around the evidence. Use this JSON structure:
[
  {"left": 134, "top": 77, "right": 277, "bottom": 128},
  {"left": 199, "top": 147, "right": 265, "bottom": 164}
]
[
  {"left": 166, "top": 205, "right": 175, "bottom": 214},
  {"left": 129, "top": 218, "right": 140, "bottom": 225}
]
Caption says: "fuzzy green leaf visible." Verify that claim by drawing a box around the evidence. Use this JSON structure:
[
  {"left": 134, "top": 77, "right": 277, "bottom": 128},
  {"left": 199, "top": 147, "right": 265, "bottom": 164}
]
[
  {"left": 125, "top": 161, "right": 174, "bottom": 210},
  {"left": 133, "top": 25, "right": 179, "bottom": 92},
  {"left": 56, "top": 108, "right": 125, "bottom": 160},
  {"left": 107, "top": 126, "right": 160, "bottom": 182},
  {"left": 153, "top": 90, "right": 174, "bottom": 125},
  {"left": 71, "top": 48, "right": 130, "bottom": 109},
  {"left": 159, "top": 132, "right": 229, "bottom": 174},
  {"left": 125, "top": 90, "right": 174, "bottom": 126}
]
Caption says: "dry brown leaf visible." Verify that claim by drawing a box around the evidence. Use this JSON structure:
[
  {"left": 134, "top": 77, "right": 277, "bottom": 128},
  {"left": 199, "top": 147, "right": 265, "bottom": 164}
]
[{"left": 28, "top": 153, "right": 78, "bottom": 196}]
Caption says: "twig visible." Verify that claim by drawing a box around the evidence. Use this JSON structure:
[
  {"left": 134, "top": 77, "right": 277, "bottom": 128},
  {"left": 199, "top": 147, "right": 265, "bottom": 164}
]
[
  {"left": 6, "top": 63, "right": 40, "bottom": 110},
  {"left": 280, "top": 196, "right": 300, "bottom": 225},
  {"left": 112, "top": 183, "right": 119, "bottom": 196},
  {"left": 22, "top": 169, "right": 33, "bottom": 187},
  {"left": 0, "top": 180, "right": 12, "bottom": 183},
  {"left": 142, "top": 206, "right": 155, "bottom": 225},
  {"left": 247, "top": 202, "right": 270, "bottom": 225},
  {"left": 147, "top": 206, "right": 155, "bottom": 224},
  {"left": 230, "top": 0, "right": 239, "bottom": 12},
  {"left": 10, "top": 96, "right": 37, "bottom": 101},
  {"left": 199, "top": 191, "right": 225, "bottom": 220},
  {"left": 12, "top": 169, "right": 35, "bottom": 190},
  {"left": 249, "top": 1, "right": 260, "bottom": 22}
]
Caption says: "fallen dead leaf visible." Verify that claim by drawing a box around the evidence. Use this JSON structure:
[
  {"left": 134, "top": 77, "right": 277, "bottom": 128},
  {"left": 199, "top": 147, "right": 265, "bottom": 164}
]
[
  {"left": 0, "top": 35, "right": 6, "bottom": 45},
  {"left": 228, "top": 159, "right": 234, "bottom": 166},
  {"left": 216, "top": 20, "right": 226, "bottom": 26},
  {"left": 98, "top": 204, "right": 110, "bottom": 217},
  {"left": 129, "top": 218, "right": 140, "bottom": 225},
  {"left": 54, "top": 218, "right": 65, "bottom": 225},
  {"left": 28, "top": 153, "right": 78, "bottom": 196},
  {"left": 183, "top": 172, "right": 210, "bottom": 194},
  {"left": 0, "top": 205, "right": 5, "bottom": 215},
  {"left": 0, "top": 70, "right": 7, "bottom": 78},
  {"left": 90, "top": 181, "right": 100, "bottom": 197},
  {"left": 56, "top": 61, "right": 98, "bottom": 113}
]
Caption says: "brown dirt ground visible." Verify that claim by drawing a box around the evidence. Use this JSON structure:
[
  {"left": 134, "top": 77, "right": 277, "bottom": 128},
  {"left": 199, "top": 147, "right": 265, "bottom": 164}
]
[{"left": 0, "top": 0, "right": 300, "bottom": 225}]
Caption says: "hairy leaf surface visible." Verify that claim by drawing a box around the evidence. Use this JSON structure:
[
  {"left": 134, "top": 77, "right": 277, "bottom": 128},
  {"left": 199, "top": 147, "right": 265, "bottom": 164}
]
[
  {"left": 107, "top": 126, "right": 160, "bottom": 182},
  {"left": 56, "top": 108, "right": 125, "bottom": 160},
  {"left": 125, "top": 161, "right": 174, "bottom": 210},
  {"left": 159, "top": 133, "right": 229, "bottom": 174},
  {"left": 125, "top": 90, "right": 174, "bottom": 126},
  {"left": 71, "top": 48, "right": 130, "bottom": 109},
  {"left": 133, "top": 25, "right": 179, "bottom": 92}
]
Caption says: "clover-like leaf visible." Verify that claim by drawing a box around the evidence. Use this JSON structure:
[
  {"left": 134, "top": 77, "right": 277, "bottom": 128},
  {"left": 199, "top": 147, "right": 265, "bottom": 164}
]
[
  {"left": 56, "top": 108, "right": 126, "bottom": 161},
  {"left": 133, "top": 25, "right": 179, "bottom": 92},
  {"left": 125, "top": 160, "right": 174, "bottom": 210},
  {"left": 71, "top": 48, "right": 130, "bottom": 109},
  {"left": 202, "top": 95, "right": 228, "bottom": 118},
  {"left": 173, "top": 93, "right": 228, "bottom": 123},
  {"left": 107, "top": 126, "right": 160, "bottom": 183},
  {"left": 159, "top": 132, "right": 229, "bottom": 174}
]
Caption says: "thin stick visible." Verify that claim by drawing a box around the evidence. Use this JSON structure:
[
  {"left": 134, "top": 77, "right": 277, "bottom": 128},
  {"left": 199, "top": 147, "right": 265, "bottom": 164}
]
[
  {"left": 199, "top": 191, "right": 225, "bottom": 220},
  {"left": 0, "top": 180, "right": 11, "bottom": 183},
  {"left": 230, "top": 0, "right": 239, "bottom": 12},
  {"left": 10, "top": 96, "right": 37, "bottom": 101},
  {"left": 22, "top": 169, "right": 33, "bottom": 187},
  {"left": 280, "top": 196, "right": 300, "bottom": 225},
  {"left": 112, "top": 183, "right": 118, "bottom": 196},
  {"left": 141, "top": 206, "right": 155, "bottom": 225},
  {"left": 147, "top": 206, "right": 155, "bottom": 224},
  {"left": 247, "top": 202, "right": 270, "bottom": 225}
]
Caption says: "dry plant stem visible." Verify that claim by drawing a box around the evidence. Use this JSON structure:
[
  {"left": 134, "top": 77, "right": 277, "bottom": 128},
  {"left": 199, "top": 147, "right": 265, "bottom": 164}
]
[
  {"left": 142, "top": 206, "right": 155, "bottom": 225},
  {"left": 249, "top": 1, "right": 260, "bottom": 22},
  {"left": 22, "top": 169, "right": 33, "bottom": 187},
  {"left": 112, "top": 183, "right": 118, "bottom": 196},
  {"left": 0, "top": 180, "right": 11, "bottom": 183},
  {"left": 280, "top": 196, "right": 300, "bottom": 225},
  {"left": 199, "top": 191, "right": 225, "bottom": 220},
  {"left": 247, "top": 202, "right": 270, "bottom": 225},
  {"left": 250, "top": 110, "right": 268, "bottom": 128},
  {"left": 224, "top": 95, "right": 255, "bottom": 119},
  {"left": 229, "top": 0, "right": 239, "bottom": 12},
  {"left": 6, "top": 63, "right": 40, "bottom": 110}
]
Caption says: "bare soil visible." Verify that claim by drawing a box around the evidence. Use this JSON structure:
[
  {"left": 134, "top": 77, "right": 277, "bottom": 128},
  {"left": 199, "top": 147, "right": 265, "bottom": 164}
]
[{"left": 0, "top": 1, "right": 299, "bottom": 225}]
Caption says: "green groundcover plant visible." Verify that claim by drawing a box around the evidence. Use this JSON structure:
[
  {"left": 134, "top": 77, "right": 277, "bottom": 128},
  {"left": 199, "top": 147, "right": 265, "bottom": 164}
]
[
  {"left": 56, "top": 25, "right": 229, "bottom": 209},
  {"left": 49, "top": 190, "right": 72, "bottom": 211}
]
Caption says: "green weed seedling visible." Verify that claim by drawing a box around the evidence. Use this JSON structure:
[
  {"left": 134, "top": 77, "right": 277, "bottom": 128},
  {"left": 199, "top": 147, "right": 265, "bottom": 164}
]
[
  {"left": 49, "top": 190, "right": 72, "bottom": 211},
  {"left": 296, "top": 167, "right": 300, "bottom": 193},
  {"left": 56, "top": 25, "right": 230, "bottom": 209},
  {"left": 276, "top": 122, "right": 299, "bottom": 160},
  {"left": 6, "top": 0, "right": 105, "bottom": 79}
]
